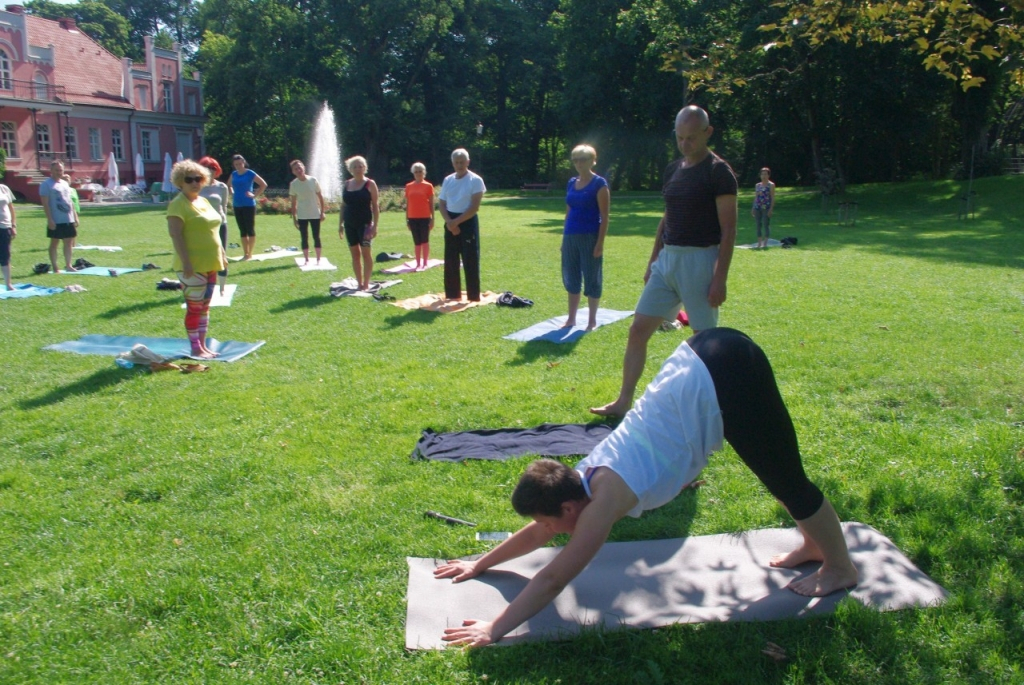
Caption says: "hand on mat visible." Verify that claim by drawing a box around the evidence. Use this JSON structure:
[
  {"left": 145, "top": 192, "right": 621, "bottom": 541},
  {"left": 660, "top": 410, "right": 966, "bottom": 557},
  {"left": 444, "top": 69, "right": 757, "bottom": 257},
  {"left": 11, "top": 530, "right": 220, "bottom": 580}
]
[
  {"left": 442, "top": 619, "right": 495, "bottom": 648},
  {"left": 433, "top": 559, "right": 481, "bottom": 583}
]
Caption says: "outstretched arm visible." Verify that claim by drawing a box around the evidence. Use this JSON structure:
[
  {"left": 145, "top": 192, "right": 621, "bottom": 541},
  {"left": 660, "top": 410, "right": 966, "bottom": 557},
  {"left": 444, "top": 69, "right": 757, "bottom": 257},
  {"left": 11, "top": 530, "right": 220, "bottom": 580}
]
[
  {"left": 434, "top": 520, "right": 555, "bottom": 583},
  {"left": 441, "top": 502, "right": 621, "bottom": 647}
]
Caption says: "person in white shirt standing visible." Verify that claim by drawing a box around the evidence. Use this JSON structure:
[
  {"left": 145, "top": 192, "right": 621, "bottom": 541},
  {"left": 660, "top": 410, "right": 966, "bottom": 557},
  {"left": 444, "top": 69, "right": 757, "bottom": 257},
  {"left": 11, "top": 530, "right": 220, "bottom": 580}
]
[
  {"left": 438, "top": 148, "right": 486, "bottom": 301},
  {"left": 39, "top": 161, "right": 79, "bottom": 273}
]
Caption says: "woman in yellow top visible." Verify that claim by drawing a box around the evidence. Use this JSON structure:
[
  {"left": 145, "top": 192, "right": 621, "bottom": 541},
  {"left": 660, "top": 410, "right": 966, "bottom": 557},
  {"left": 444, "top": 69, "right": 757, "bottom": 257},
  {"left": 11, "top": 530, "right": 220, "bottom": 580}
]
[{"left": 167, "top": 159, "right": 228, "bottom": 359}]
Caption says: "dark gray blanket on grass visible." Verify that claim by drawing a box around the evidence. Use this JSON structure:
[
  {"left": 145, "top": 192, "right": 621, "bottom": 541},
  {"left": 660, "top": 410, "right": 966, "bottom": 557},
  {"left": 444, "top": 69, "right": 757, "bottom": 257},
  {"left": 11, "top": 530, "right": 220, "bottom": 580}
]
[{"left": 410, "top": 423, "right": 614, "bottom": 462}]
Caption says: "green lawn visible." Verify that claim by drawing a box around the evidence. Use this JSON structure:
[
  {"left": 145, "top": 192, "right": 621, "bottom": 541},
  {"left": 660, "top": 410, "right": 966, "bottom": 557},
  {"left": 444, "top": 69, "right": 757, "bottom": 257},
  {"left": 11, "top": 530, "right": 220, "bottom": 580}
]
[{"left": 1, "top": 175, "right": 1022, "bottom": 683}]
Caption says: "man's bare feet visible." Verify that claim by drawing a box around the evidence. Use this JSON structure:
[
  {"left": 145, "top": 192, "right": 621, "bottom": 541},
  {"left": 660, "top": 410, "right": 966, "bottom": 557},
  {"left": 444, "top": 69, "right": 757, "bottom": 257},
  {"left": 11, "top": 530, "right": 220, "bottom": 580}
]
[
  {"left": 590, "top": 399, "right": 630, "bottom": 417},
  {"left": 787, "top": 566, "right": 858, "bottom": 597}
]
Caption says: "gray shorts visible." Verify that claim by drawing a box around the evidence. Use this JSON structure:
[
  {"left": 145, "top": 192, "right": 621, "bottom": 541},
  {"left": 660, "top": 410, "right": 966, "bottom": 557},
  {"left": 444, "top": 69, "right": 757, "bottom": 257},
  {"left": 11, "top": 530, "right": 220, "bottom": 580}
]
[{"left": 636, "top": 244, "right": 719, "bottom": 330}]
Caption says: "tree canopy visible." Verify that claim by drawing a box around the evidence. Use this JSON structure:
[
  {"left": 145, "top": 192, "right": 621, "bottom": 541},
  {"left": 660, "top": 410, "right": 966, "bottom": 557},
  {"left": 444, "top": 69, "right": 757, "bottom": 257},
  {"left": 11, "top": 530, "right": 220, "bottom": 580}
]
[{"left": 29, "top": 0, "right": 1024, "bottom": 188}]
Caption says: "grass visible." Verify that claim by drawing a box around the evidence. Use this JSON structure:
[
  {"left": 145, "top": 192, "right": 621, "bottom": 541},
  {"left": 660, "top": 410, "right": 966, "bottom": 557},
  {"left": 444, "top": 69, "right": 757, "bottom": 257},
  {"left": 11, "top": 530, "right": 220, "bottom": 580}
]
[{"left": 1, "top": 174, "right": 1023, "bottom": 683}]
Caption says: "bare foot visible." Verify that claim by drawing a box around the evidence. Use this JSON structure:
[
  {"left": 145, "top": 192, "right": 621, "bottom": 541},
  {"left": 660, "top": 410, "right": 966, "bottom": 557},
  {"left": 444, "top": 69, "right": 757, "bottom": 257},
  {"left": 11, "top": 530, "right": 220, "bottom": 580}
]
[
  {"left": 769, "top": 542, "right": 822, "bottom": 569},
  {"left": 52, "top": 267, "right": 62, "bottom": 274},
  {"left": 590, "top": 399, "right": 630, "bottom": 417},
  {"left": 242, "top": 255, "right": 251, "bottom": 261},
  {"left": 65, "top": 265, "right": 78, "bottom": 272},
  {"left": 561, "top": 320, "right": 576, "bottom": 328},
  {"left": 586, "top": 322, "right": 597, "bottom": 331},
  {"left": 787, "top": 565, "right": 859, "bottom": 597}
]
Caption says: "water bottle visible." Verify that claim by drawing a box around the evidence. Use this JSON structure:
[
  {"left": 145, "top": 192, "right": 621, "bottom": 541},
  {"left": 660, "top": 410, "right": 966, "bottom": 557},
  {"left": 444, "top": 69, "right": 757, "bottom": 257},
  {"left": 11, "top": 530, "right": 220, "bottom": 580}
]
[{"left": 115, "top": 358, "right": 134, "bottom": 369}]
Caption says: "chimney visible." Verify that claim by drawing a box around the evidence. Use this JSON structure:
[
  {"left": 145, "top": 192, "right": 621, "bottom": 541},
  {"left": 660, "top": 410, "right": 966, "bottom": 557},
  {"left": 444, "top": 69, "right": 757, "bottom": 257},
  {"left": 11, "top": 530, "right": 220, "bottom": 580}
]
[
  {"left": 5, "top": 5, "right": 25, "bottom": 14},
  {"left": 59, "top": 17, "right": 77, "bottom": 30}
]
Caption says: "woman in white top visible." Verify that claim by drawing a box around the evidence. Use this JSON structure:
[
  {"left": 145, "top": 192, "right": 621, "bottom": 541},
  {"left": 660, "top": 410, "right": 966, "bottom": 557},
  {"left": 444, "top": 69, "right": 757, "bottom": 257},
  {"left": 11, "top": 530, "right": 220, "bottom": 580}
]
[
  {"left": 0, "top": 183, "right": 16, "bottom": 291},
  {"left": 289, "top": 159, "right": 327, "bottom": 265}
]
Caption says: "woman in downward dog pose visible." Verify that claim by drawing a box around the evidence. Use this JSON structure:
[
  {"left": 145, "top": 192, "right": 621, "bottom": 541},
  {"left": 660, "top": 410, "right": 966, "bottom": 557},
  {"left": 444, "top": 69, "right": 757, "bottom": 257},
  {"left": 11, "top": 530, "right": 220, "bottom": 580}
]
[{"left": 436, "top": 327, "right": 858, "bottom": 647}]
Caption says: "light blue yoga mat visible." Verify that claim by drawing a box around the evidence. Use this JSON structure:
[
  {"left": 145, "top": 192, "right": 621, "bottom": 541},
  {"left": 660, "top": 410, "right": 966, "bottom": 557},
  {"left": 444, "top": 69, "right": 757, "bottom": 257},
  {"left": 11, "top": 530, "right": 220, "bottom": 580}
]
[
  {"left": 44, "top": 335, "right": 265, "bottom": 362},
  {"left": 73, "top": 266, "right": 144, "bottom": 276},
  {"left": 503, "top": 309, "right": 633, "bottom": 344},
  {"left": 0, "top": 283, "right": 66, "bottom": 299}
]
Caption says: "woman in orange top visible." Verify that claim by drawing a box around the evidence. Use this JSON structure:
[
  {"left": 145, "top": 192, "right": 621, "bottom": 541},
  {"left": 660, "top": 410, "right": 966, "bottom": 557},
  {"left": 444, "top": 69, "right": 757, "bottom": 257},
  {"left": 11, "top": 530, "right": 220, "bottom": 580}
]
[{"left": 404, "top": 162, "right": 435, "bottom": 270}]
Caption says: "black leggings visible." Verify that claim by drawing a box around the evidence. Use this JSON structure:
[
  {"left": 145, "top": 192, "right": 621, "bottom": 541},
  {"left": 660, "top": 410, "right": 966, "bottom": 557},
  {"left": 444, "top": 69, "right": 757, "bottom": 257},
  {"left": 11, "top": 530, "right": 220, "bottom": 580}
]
[
  {"left": 297, "top": 219, "right": 322, "bottom": 250},
  {"left": 688, "top": 328, "right": 824, "bottom": 520}
]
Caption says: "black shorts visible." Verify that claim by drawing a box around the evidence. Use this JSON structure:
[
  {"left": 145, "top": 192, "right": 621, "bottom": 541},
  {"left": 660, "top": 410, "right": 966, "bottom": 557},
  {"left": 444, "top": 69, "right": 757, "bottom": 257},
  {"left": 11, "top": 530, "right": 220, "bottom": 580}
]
[
  {"left": 234, "top": 206, "right": 256, "bottom": 237},
  {"left": 407, "top": 218, "right": 431, "bottom": 245},
  {"left": 47, "top": 222, "right": 77, "bottom": 240},
  {"left": 344, "top": 222, "right": 372, "bottom": 248}
]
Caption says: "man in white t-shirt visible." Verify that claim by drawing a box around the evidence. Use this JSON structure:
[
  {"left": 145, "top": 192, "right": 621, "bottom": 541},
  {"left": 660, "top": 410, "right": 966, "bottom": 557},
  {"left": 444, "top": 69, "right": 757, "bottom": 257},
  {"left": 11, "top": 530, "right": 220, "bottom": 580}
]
[
  {"left": 438, "top": 148, "right": 486, "bottom": 301},
  {"left": 39, "top": 161, "right": 79, "bottom": 273}
]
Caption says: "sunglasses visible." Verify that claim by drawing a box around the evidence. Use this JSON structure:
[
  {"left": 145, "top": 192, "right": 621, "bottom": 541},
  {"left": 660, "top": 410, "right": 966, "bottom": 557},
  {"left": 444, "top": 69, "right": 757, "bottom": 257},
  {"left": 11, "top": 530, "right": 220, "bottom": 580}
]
[{"left": 184, "top": 176, "right": 204, "bottom": 184}]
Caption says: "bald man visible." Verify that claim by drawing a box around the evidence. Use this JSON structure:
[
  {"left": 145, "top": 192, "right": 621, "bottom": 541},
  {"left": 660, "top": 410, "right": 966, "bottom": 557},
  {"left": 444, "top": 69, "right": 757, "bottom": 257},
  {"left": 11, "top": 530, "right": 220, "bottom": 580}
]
[{"left": 593, "top": 106, "right": 738, "bottom": 418}]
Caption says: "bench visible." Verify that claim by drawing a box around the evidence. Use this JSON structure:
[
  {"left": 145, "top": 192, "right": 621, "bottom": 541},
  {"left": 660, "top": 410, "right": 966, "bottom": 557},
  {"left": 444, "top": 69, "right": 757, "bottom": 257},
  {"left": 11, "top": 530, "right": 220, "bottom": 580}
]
[{"left": 520, "top": 182, "right": 552, "bottom": 194}]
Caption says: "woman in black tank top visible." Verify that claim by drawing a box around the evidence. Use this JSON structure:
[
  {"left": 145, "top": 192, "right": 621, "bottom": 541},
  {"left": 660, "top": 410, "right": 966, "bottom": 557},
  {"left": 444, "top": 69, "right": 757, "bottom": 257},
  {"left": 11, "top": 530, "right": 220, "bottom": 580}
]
[{"left": 339, "top": 155, "right": 380, "bottom": 289}]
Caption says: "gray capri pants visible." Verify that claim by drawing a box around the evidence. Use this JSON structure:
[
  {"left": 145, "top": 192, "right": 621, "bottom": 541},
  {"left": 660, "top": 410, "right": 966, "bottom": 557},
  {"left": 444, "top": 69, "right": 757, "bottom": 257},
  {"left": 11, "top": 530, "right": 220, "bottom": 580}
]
[
  {"left": 561, "top": 232, "right": 603, "bottom": 298},
  {"left": 636, "top": 244, "right": 719, "bottom": 331}
]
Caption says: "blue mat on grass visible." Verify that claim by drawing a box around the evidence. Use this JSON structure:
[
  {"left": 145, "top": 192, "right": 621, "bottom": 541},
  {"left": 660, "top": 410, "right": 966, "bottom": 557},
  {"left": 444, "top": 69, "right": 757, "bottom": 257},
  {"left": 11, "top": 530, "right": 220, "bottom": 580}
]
[
  {"left": 503, "top": 309, "right": 633, "bottom": 343},
  {"left": 73, "top": 266, "right": 143, "bottom": 276},
  {"left": 44, "top": 335, "right": 265, "bottom": 362},
  {"left": 0, "top": 283, "right": 66, "bottom": 299}
]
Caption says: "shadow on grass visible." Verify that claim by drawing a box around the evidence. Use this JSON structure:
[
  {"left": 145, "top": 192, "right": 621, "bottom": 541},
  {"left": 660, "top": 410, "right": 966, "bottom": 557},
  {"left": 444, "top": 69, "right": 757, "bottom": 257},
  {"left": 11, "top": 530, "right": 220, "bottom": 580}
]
[
  {"left": 97, "top": 297, "right": 180, "bottom": 319},
  {"left": 230, "top": 263, "right": 294, "bottom": 276},
  {"left": 381, "top": 309, "right": 442, "bottom": 328},
  {"left": 269, "top": 295, "right": 335, "bottom": 313},
  {"left": 505, "top": 339, "right": 582, "bottom": 366},
  {"left": 19, "top": 366, "right": 137, "bottom": 409}
]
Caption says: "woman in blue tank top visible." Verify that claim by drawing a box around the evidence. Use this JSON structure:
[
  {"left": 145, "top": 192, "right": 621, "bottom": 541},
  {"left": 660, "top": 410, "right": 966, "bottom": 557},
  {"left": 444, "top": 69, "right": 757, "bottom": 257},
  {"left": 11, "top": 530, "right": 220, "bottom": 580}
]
[{"left": 562, "top": 144, "right": 610, "bottom": 330}]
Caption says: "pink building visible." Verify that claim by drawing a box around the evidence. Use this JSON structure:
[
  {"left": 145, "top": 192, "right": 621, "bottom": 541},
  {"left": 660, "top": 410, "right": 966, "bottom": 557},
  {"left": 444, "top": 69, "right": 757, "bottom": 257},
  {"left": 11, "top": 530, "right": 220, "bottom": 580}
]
[{"left": 0, "top": 5, "right": 205, "bottom": 202}]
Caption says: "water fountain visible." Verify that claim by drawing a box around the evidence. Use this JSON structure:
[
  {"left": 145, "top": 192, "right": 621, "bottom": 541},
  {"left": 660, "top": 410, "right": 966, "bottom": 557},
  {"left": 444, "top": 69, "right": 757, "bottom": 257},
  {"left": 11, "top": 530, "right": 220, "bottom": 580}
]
[{"left": 308, "top": 102, "right": 343, "bottom": 202}]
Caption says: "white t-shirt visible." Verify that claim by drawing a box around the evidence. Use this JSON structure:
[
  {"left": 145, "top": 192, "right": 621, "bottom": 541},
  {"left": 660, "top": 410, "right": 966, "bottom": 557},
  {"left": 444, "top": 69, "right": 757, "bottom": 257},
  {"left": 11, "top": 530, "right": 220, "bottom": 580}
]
[
  {"left": 0, "top": 184, "right": 13, "bottom": 228},
  {"left": 439, "top": 170, "right": 485, "bottom": 214},
  {"left": 576, "top": 341, "right": 724, "bottom": 518},
  {"left": 289, "top": 176, "right": 323, "bottom": 220}
]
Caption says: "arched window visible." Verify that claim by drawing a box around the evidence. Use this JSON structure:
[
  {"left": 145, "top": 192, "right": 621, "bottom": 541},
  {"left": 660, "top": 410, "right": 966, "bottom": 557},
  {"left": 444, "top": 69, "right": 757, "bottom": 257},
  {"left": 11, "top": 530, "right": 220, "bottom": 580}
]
[
  {"left": 0, "top": 50, "right": 10, "bottom": 90},
  {"left": 33, "top": 73, "right": 49, "bottom": 100}
]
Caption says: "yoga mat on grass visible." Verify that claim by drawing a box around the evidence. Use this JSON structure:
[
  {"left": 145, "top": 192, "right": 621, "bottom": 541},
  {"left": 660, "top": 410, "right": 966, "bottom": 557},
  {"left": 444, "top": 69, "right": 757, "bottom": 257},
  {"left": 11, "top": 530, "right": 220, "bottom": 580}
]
[
  {"left": 295, "top": 257, "right": 338, "bottom": 272},
  {"left": 406, "top": 522, "right": 948, "bottom": 649},
  {"left": 737, "top": 238, "right": 783, "bottom": 249},
  {"left": 382, "top": 259, "right": 444, "bottom": 274},
  {"left": 44, "top": 335, "right": 264, "bottom": 362},
  {"left": 181, "top": 284, "right": 237, "bottom": 308},
  {"left": 0, "top": 283, "right": 66, "bottom": 299},
  {"left": 504, "top": 309, "right": 634, "bottom": 344},
  {"left": 228, "top": 249, "right": 301, "bottom": 262},
  {"left": 74, "top": 266, "right": 143, "bottom": 276},
  {"left": 75, "top": 245, "right": 123, "bottom": 252},
  {"left": 411, "top": 423, "right": 614, "bottom": 462},
  {"left": 392, "top": 291, "right": 499, "bottom": 313}
]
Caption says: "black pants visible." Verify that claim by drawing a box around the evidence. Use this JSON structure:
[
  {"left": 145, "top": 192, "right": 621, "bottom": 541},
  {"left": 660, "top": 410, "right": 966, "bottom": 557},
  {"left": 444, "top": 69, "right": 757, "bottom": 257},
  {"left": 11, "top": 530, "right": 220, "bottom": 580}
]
[
  {"left": 234, "top": 206, "right": 256, "bottom": 237},
  {"left": 297, "top": 219, "right": 322, "bottom": 250},
  {"left": 688, "top": 328, "right": 824, "bottom": 521},
  {"left": 443, "top": 213, "right": 480, "bottom": 301},
  {"left": 218, "top": 223, "right": 228, "bottom": 277}
]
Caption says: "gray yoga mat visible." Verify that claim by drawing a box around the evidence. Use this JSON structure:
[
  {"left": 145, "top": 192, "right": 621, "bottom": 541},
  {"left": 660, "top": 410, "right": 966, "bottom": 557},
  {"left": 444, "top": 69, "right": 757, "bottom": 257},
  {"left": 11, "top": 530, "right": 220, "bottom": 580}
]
[
  {"left": 406, "top": 522, "right": 947, "bottom": 649},
  {"left": 503, "top": 309, "right": 634, "bottom": 344},
  {"left": 44, "top": 334, "right": 265, "bottom": 362}
]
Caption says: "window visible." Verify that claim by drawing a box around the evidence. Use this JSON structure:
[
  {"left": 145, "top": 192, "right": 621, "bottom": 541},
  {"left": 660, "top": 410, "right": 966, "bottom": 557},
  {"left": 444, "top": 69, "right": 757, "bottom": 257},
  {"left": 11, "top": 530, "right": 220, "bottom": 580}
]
[
  {"left": 163, "top": 82, "right": 173, "bottom": 113},
  {"left": 136, "top": 85, "right": 149, "bottom": 110},
  {"left": 36, "top": 124, "right": 51, "bottom": 153},
  {"left": 187, "top": 93, "right": 197, "bottom": 116},
  {"left": 64, "top": 126, "right": 77, "bottom": 159},
  {"left": 141, "top": 129, "right": 159, "bottom": 161},
  {"left": 111, "top": 129, "right": 123, "bottom": 160},
  {"left": 89, "top": 127, "right": 101, "bottom": 160},
  {"left": 33, "top": 74, "right": 48, "bottom": 100},
  {"left": 0, "top": 50, "right": 10, "bottom": 90},
  {"left": 1, "top": 121, "right": 17, "bottom": 158}
]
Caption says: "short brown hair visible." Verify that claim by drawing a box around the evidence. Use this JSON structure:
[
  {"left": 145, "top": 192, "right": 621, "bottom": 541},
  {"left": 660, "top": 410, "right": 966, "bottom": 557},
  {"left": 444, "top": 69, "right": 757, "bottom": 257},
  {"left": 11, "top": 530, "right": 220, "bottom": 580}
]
[{"left": 511, "top": 459, "right": 586, "bottom": 517}]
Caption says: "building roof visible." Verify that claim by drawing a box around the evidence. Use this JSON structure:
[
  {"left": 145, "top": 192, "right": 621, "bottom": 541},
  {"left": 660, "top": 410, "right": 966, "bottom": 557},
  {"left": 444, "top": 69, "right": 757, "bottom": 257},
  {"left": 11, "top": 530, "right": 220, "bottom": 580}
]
[{"left": 26, "top": 14, "right": 131, "bottom": 109}]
